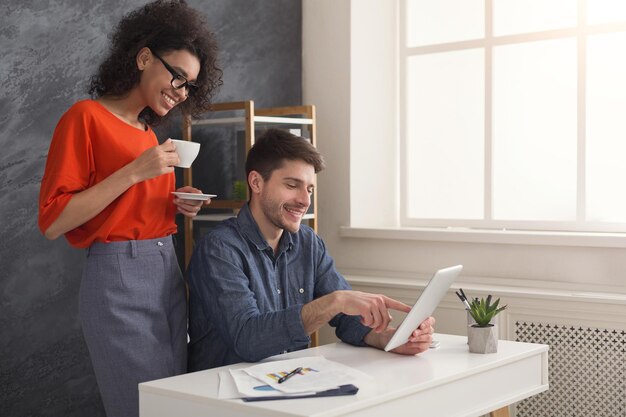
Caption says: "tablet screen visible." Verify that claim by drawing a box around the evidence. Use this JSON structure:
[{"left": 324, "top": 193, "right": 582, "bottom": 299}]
[{"left": 384, "top": 265, "right": 463, "bottom": 352}]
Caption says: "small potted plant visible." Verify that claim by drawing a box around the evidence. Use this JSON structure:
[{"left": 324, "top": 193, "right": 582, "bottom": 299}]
[{"left": 467, "top": 295, "right": 506, "bottom": 354}]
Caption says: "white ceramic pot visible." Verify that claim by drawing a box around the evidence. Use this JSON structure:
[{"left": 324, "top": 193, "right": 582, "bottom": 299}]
[{"left": 468, "top": 324, "right": 498, "bottom": 354}]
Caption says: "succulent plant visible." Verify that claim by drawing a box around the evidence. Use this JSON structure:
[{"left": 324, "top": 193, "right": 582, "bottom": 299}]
[{"left": 468, "top": 295, "right": 506, "bottom": 327}]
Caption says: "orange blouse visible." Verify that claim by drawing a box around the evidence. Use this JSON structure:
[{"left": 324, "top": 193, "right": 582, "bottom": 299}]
[{"left": 39, "top": 100, "right": 177, "bottom": 248}]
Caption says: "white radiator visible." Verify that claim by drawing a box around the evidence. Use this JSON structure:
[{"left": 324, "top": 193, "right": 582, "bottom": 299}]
[{"left": 515, "top": 321, "right": 625, "bottom": 417}]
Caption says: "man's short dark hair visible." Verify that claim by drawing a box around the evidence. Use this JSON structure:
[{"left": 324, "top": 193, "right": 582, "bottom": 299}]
[{"left": 245, "top": 128, "right": 325, "bottom": 182}]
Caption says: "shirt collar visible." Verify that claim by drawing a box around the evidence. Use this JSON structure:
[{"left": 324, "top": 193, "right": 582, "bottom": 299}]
[{"left": 236, "top": 203, "right": 294, "bottom": 253}]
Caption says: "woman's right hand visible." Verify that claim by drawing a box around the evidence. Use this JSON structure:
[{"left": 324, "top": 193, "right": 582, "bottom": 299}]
[{"left": 128, "top": 139, "right": 180, "bottom": 183}]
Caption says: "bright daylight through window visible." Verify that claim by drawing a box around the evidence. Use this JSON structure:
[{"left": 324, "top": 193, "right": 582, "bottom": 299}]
[{"left": 402, "top": 0, "right": 626, "bottom": 233}]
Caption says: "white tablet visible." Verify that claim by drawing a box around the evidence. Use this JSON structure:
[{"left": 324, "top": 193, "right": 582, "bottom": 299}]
[{"left": 384, "top": 265, "right": 463, "bottom": 352}]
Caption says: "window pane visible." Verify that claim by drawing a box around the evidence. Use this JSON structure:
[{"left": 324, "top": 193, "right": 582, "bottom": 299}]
[
  {"left": 493, "top": 0, "right": 577, "bottom": 36},
  {"left": 587, "top": 0, "right": 626, "bottom": 25},
  {"left": 586, "top": 32, "right": 626, "bottom": 222},
  {"left": 406, "top": 50, "right": 484, "bottom": 219},
  {"left": 406, "top": 0, "right": 484, "bottom": 47},
  {"left": 492, "top": 39, "right": 577, "bottom": 221}
]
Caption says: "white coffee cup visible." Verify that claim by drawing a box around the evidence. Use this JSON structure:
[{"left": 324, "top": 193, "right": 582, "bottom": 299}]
[{"left": 170, "top": 139, "right": 200, "bottom": 168}]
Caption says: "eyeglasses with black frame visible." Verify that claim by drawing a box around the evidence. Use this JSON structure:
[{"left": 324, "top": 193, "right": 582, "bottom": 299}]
[{"left": 152, "top": 50, "right": 198, "bottom": 95}]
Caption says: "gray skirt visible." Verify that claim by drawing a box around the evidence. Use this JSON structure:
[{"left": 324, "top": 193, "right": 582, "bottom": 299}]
[{"left": 78, "top": 236, "right": 186, "bottom": 417}]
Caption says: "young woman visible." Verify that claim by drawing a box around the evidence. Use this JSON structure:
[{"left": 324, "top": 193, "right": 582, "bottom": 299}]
[{"left": 38, "top": 2, "right": 222, "bottom": 416}]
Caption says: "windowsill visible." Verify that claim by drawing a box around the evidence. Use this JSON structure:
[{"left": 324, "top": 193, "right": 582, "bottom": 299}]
[
  {"left": 344, "top": 274, "right": 626, "bottom": 305},
  {"left": 339, "top": 225, "right": 626, "bottom": 248}
]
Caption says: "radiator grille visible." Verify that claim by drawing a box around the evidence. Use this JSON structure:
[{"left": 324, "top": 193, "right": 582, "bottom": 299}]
[{"left": 514, "top": 321, "right": 625, "bottom": 417}]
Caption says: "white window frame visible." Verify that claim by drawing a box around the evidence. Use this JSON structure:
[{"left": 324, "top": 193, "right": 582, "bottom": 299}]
[{"left": 400, "top": 0, "right": 626, "bottom": 234}]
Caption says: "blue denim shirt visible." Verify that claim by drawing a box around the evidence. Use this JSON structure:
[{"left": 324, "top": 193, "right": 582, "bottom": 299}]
[{"left": 187, "top": 203, "right": 371, "bottom": 371}]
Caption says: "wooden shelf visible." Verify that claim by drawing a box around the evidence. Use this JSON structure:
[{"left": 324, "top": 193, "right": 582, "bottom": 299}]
[
  {"left": 193, "top": 214, "right": 236, "bottom": 222},
  {"left": 203, "top": 199, "right": 245, "bottom": 210},
  {"left": 192, "top": 115, "right": 313, "bottom": 127},
  {"left": 193, "top": 213, "right": 315, "bottom": 222}
]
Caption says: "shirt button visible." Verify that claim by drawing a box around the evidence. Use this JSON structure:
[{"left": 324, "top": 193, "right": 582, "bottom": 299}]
[
  {"left": 157, "top": 241, "right": 164, "bottom": 247},
  {"left": 277, "top": 289, "right": 281, "bottom": 294},
  {"left": 299, "top": 288, "right": 304, "bottom": 294}
]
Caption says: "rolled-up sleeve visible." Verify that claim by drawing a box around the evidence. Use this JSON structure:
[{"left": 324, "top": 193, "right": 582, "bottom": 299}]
[{"left": 39, "top": 110, "right": 93, "bottom": 235}]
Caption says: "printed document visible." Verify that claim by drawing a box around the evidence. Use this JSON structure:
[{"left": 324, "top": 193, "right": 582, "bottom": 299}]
[
  {"left": 242, "top": 356, "right": 371, "bottom": 394},
  {"left": 219, "top": 356, "right": 371, "bottom": 399}
]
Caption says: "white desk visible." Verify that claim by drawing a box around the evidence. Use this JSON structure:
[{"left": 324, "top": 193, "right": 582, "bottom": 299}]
[{"left": 139, "top": 334, "right": 548, "bottom": 417}]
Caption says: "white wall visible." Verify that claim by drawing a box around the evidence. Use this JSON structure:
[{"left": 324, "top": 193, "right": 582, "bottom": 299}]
[
  {"left": 302, "top": 0, "right": 352, "bottom": 237},
  {"left": 303, "top": 0, "right": 626, "bottom": 342}
]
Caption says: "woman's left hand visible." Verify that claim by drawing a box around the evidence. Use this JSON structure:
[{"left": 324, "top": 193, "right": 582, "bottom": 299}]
[{"left": 173, "top": 186, "right": 212, "bottom": 218}]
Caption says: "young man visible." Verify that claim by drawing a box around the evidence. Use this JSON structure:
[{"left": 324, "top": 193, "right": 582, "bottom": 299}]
[{"left": 187, "top": 128, "right": 435, "bottom": 371}]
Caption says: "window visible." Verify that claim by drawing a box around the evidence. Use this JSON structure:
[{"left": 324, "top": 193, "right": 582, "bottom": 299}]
[{"left": 402, "top": 0, "right": 626, "bottom": 233}]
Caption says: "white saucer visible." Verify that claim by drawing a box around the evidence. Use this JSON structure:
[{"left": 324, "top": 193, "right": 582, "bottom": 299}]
[{"left": 171, "top": 192, "right": 217, "bottom": 201}]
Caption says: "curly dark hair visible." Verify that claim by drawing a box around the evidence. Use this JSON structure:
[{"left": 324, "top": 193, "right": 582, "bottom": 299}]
[{"left": 88, "top": 0, "right": 222, "bottom": 126}]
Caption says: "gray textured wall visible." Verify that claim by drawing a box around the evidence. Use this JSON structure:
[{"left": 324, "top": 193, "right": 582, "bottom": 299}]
[{"left": 0, "top": 1, "right": 301, "bottom": 416}]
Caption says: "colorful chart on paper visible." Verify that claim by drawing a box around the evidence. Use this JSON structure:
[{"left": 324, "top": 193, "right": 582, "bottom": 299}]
[{"left": 266, "top": 367, "right": 319, "bottom": 382}]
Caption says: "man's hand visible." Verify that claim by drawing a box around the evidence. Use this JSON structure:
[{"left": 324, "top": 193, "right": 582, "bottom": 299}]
[
  {"left": 334, "top": 290, "right": 411, "bottom": 333},
  {"left": 364, "top": 316, "right": 436, "bottom": 355},
  {"left": 301, "top": 290, "right": 411, "bottom": 335}
]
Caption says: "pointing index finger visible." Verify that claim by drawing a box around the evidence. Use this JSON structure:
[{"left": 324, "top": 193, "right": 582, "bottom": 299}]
[{"left": 383, "top": 296, "right": 411, "bottom": 313}]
